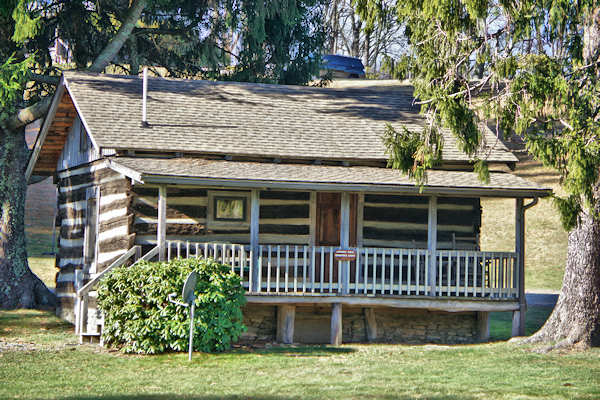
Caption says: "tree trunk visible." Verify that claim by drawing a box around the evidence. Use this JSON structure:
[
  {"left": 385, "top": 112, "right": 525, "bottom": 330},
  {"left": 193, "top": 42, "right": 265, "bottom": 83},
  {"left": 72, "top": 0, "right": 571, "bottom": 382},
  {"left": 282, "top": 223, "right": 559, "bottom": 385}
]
[
  {"left": 329, "top": 0, "right": 340, "bottom": 54},
  {"left": 89, "top": 0, "right": 147, "bottom": 73},
  {"left": 523, "top": 188, "right": 600, "bottom": 348},
  {"left": 364, "top": 31, "right": 371, "bottom": 71},
  {"left": 1, "top": 0, "right": 148, "bottom": 310},
  {"left": 0, "top": 126, "right": 56, "bottom": 309},
  {"left": 128, "top": 35, "right": 140, "bottom": 76},
  {"left": 521, "top": 6, "right": 600, "bottom": 350},
  {"left": 351, "top": 14, "right": 361, "bottom": 58}
]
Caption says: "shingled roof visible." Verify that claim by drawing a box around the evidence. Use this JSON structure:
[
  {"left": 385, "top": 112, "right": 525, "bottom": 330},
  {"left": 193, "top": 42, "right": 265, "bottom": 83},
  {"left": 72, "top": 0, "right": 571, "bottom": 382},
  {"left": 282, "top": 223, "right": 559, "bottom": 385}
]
[
  {"left": 108, "top": 156, "right": 550, "bottom": 198},
  {"left": 59, "top": 71, "right": 517, "bottom": 163}
]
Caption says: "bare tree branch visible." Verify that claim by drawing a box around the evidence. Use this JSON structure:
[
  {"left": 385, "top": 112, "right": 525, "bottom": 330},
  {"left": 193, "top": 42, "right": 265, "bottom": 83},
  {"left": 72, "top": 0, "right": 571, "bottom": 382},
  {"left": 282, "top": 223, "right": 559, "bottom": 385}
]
[
  {"left": 5, "top": 96, "right": 52, "bottom": 130},
  {"left": 29, "top": 73, "right": 60, "bottom": 86}
]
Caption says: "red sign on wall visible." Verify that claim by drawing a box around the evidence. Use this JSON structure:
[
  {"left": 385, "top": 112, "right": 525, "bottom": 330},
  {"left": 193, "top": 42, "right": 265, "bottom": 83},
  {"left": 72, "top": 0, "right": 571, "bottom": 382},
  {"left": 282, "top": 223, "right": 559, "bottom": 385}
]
[{"left": 334, "top": 249, "right": 357, "bottom": 261}]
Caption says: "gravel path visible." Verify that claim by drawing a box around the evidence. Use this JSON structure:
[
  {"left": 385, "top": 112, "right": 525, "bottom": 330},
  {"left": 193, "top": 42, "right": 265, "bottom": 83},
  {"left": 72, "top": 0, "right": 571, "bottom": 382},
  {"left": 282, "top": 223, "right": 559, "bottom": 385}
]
[
  {"left": 0, "top": 340, "right": 37, "bottom": 352},
  {"left": 526, "top": 292, "right": 559, "bottom": 307}
]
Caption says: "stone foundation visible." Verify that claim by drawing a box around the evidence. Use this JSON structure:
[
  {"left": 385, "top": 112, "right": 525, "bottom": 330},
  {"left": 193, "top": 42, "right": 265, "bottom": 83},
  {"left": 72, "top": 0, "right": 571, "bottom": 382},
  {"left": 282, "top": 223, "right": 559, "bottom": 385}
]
[
  {"left": 240, "top": 303, "right": 480, "bottom": 344},
  {"left": 241, "top": 304, "right": 277, "bottom": 342}
]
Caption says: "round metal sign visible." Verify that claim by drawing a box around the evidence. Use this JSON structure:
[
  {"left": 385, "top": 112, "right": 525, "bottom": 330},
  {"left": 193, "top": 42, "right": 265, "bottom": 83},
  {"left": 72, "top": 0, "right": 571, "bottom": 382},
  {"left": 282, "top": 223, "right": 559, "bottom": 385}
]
[{"left": 182, "top": 271, "right": 198, "bottom": 305}]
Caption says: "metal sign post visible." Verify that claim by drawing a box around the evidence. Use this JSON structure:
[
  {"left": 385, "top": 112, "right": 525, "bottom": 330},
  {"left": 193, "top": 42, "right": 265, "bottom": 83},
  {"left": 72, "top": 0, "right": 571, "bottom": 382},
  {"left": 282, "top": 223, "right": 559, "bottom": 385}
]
[{"left": 168, "top": 271, "right": 198, "bottom": 361}]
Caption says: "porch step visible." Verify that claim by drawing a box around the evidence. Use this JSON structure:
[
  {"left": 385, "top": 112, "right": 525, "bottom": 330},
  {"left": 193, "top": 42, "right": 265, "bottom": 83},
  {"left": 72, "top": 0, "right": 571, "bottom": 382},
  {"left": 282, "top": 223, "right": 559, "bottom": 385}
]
[
  {"left": 79, "top": 332, "right": 101, "bottom": 345},
  {"left": 80, "top": 332, "right": 101, "bottom": 337}
]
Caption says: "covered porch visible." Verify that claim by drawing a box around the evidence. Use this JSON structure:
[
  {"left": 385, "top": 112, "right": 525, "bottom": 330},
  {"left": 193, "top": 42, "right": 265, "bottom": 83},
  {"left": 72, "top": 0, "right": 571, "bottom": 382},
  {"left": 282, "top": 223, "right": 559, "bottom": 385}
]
[
  {"left": 163, "top": 240, "right": 522, "bottom": 344},
  {"left": 149, "top": 186, "right": 539, "bottom": 343},
  {"left": 75, "top": 157, "right": 551, "bottom": 344}
]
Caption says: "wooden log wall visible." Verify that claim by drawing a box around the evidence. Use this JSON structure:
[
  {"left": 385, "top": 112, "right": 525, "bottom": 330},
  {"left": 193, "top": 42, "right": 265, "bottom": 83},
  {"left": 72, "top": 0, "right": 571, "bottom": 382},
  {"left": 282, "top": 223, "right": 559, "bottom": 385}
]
[
  {"left": 132, "top": 187, "right": 479, "bottom": 251},
  {"left": 362, "top": 194, "right": 481, "bottom": 250},
  {"left": 132, "top": 186, "right": 250, "bottom": 254},
  {"left": 259, "top": 190, "right": 311, "bottom": 245},
  {"left": 55, "top": 162, "right": 134, "bottom": 324},
  {"left": 132, "top": 187, "right": 313, "bottom": 249}
]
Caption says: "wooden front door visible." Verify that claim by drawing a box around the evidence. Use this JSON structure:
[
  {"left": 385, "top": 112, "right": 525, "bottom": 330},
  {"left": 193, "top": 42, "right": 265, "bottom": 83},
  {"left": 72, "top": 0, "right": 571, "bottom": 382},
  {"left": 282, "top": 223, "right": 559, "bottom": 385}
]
[
  {"left": 315, "top": 193, "right": 357, "bottom": 247},
  {"left": 316, "top": 193, "right": 341, "bottom": 247},
  {"left": 315, "top": 193, "right": 357, "bottom": 287}
]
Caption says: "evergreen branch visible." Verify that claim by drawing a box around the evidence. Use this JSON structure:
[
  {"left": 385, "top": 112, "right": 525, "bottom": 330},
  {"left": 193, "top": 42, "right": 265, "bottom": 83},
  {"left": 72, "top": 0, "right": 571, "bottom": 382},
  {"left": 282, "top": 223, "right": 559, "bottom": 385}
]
[
  {"left": 89, "top": 0, "right": 148, "bottom": 73},
  {"left": 213, "top": 43, "right": 239, "bottom": 60}
]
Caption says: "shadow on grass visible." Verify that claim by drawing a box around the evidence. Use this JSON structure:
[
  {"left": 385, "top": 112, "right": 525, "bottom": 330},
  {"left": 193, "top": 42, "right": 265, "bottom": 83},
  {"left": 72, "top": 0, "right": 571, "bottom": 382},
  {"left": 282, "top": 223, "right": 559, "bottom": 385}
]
[
  {"left": 0, "top": 310, "right": 71, "bottom": 335},
  {"left": 0, "top": 310, "right": 67, "bottom": 324},
  {"left": 232, "top": 344, "right": 356, "bottom": 356},
  {"left": 489, "top": 305, "right": 553, "bottom": 342},
  {"left": 53, "top": 395, "right": 477, "bottom": 400}
]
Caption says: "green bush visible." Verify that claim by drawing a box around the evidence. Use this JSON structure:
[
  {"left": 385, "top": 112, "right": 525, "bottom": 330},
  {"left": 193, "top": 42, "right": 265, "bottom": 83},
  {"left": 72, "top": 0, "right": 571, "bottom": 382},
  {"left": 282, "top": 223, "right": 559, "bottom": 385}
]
[{"left": 97, "top": 257, "right": 246, "bottom": 354}]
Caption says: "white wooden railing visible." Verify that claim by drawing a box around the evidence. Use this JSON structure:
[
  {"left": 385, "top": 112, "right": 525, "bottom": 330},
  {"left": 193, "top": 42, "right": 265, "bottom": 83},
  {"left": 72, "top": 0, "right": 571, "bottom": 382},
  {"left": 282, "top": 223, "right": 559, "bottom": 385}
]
[
  {"left": 165, "top": 241, "right": 519, "bottom": 299},
  {"left": 75, "top": 245, "right": 159, "bottom": 341}
]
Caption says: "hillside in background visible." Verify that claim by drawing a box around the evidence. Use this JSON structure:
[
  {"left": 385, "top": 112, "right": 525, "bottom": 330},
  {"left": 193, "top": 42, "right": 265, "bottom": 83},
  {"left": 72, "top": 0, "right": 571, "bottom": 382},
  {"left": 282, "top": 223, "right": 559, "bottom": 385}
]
[
  {"left": 481, "top": 154, "right": 567, "bottom": 291},
  {"left": 25, "top": 177, "right": 57, "bottom": 289}
]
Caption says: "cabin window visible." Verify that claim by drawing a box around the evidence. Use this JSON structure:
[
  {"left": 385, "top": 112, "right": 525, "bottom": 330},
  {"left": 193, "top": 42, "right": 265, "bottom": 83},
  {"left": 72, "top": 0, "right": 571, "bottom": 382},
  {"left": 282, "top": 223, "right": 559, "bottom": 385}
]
[
  {"left": 214, "top": 197, "right": 246, "bottom": 221},
  {"left": 207, "top": 191, "right": 250, "bottom": 227}
]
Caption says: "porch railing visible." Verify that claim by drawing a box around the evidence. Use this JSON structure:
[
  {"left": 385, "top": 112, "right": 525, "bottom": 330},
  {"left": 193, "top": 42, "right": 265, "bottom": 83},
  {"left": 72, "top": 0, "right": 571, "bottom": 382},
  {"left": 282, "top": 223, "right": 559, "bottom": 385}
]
[
  {"left": 166, "top": 241, "right": 519, "bottom": 299},
  {"left": 75, "top": 245, "right": 159, "bottom": 341}
]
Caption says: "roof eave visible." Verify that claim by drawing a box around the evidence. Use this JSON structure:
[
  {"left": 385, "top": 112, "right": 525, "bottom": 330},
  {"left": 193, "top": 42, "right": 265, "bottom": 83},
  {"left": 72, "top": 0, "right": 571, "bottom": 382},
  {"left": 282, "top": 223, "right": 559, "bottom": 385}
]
[
  {"left": 101, "top": 146, "right": 520, "bottom": 166},
  {"left": 130, "top": 172, "right": 552, "bottom": 199},
  {"left": 26, "top": 73, "right": 104, "bottom": 179},
  {"left": 26, "top": 76, "right": 66, "bottom": 181}
]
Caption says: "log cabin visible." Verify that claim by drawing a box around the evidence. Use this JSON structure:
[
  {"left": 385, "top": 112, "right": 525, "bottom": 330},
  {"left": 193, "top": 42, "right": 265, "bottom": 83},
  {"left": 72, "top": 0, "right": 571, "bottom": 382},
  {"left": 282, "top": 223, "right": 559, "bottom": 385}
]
[{"left": 26, "top": 71, "right": 552, "bottom": 345}]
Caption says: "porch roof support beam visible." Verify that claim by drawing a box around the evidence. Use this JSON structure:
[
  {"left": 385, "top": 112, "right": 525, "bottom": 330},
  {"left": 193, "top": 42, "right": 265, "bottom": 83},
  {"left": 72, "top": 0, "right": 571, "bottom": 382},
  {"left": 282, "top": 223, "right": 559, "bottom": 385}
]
[
  {"left": 513, "top": 198, "right": 526, "bottom": 336},
  {"left": 340, "top": 192, "right": 350, "bottom": 295},
  {"left": 157, "top": 184, "right": 167, "bottom": 261},
  {"left": 309, "top": 192, "right": 316, "bottom": 247},
  {"left": 428, "top": 196, "right": 438, "bottom": 296},
  {"left": 250, "top": 189, "right": 260, "bottom": 292}
]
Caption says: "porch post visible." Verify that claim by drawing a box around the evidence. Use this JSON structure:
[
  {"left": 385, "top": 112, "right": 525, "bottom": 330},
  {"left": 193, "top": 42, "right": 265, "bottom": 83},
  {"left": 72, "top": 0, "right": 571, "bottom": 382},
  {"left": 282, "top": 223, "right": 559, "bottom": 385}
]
[
  {"left": 277, "top": 305, "right": 296, "bottom": 344},
  {"left": 250, "top": 189, "right": 260, "bottom": 292},
  {"left": 356, "top": 193, "right": 364, "bottom": 247},
  {"left": 331, "top": 303, "right": 343, "bottom": 345},
  {"left": 364, "top": 308, "right": 377, "bottom": 342},
  {"left": 477, "top": 311, "right": 490, "bottom": 342},
  {"left": 427, "top": 196, "right": 438, "bottom": 296},
  {"left": 512, "top": 198, "right": 526, "bottom": 337},
  {"left": 309, "top": 192, "right": 317, "bottom": 246},
  {"left": 157, "top": 184, "right": 167, "bottom": 261},
  {"left": 340, "top": 192, "right": 350, "bottom": 295}
]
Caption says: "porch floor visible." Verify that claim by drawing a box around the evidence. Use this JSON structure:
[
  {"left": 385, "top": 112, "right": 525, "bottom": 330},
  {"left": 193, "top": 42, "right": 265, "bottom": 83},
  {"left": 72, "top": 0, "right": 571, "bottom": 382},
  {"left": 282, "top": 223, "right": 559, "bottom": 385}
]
[{"left": 245, "top": 293, "right": 520, "bottom": 312}]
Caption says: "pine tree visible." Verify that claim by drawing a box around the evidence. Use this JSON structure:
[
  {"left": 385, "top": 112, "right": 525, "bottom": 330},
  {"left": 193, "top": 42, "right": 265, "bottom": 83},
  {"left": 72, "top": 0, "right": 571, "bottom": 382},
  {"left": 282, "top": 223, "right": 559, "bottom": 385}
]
[
  {"left": 0, "top": 0, "right": 325, "bottom": 309},
  {"left": 383, "top": 0, "right": 600, "bottom": 348}
]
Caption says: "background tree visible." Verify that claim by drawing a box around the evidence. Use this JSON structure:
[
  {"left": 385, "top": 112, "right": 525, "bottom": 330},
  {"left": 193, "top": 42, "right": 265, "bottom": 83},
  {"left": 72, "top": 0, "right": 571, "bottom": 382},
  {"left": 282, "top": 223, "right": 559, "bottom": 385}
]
[
  {"left": 384, "top": 0, "right": 600, "bottom": 348},
  {"left": 0, "top": 0, "right": 325, "bottom": 309},
  {"left": 323, "top": 0, "right": 405, "bottom": 72}
]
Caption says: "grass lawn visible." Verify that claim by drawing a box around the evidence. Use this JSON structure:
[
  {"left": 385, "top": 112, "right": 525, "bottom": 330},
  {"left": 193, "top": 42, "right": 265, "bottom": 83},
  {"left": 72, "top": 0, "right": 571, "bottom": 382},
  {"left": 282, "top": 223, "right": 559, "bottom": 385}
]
[{"left": 1, "top": 308, "right": 599, "bottom": 400}]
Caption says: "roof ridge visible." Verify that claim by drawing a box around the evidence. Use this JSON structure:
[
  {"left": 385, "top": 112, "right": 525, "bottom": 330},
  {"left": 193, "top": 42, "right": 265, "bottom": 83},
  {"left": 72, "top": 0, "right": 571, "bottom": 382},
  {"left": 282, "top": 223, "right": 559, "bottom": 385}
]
[{"left": 62, "top": 70, "right": 416, "bottom": 94}]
